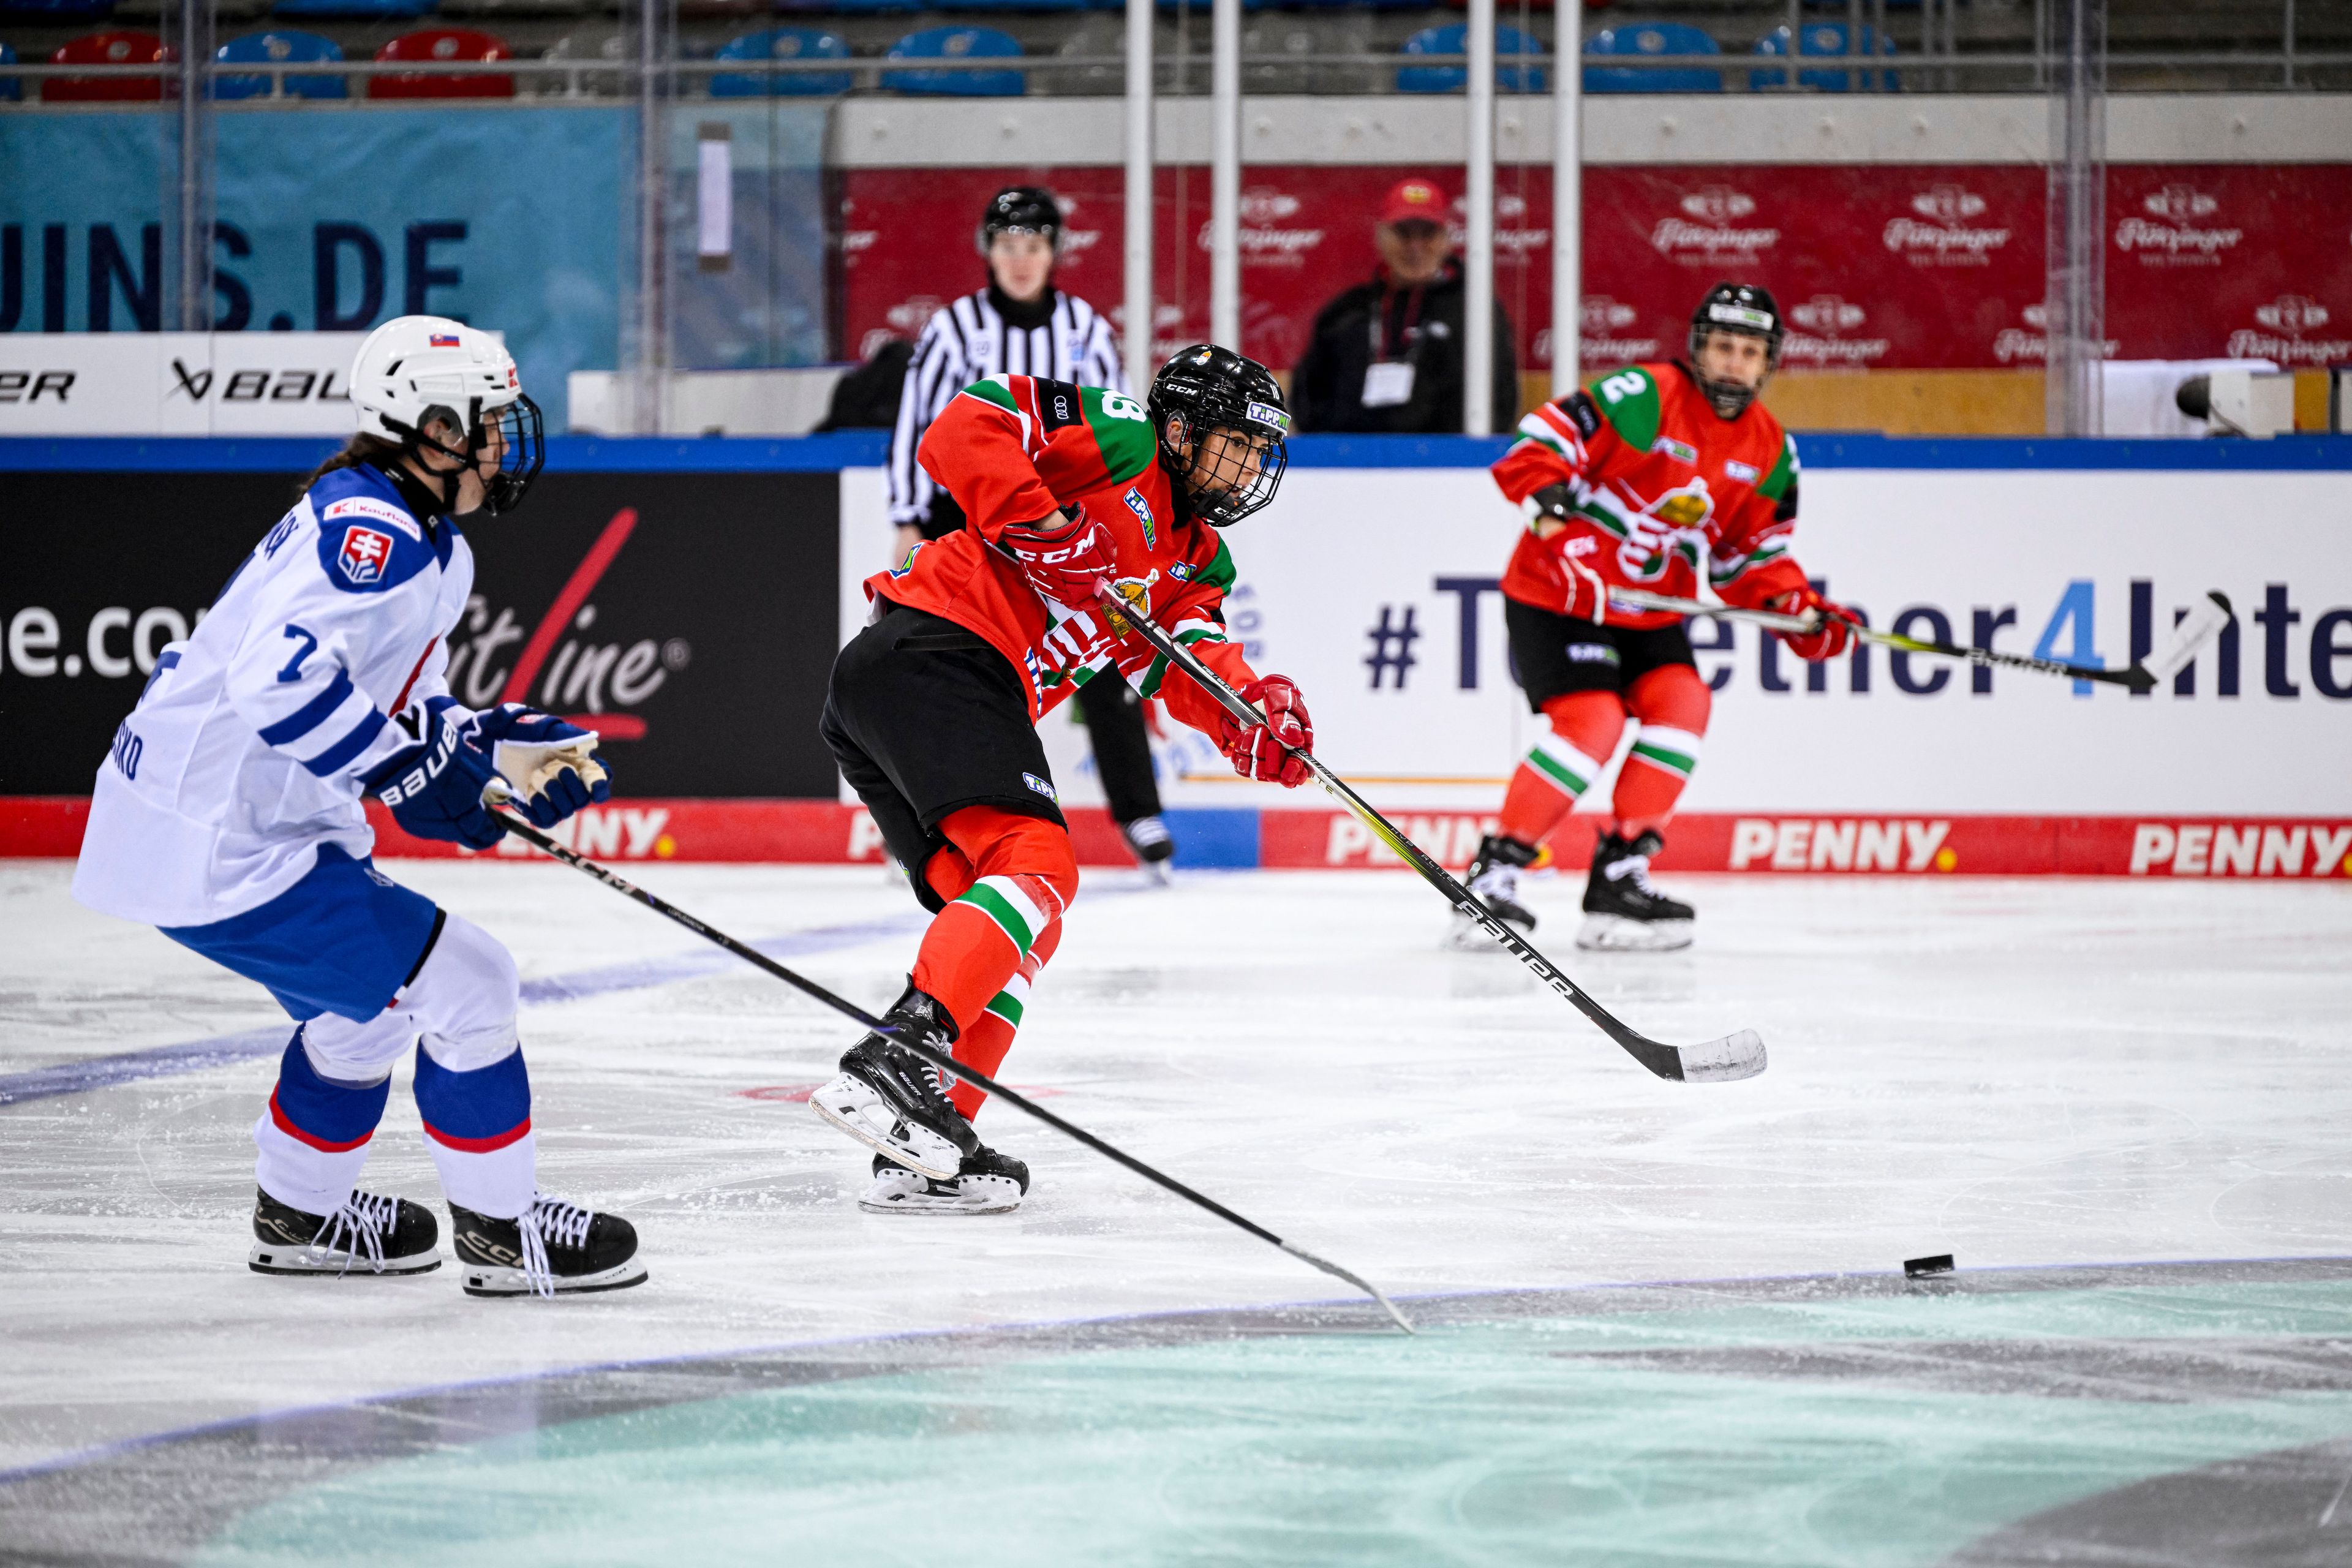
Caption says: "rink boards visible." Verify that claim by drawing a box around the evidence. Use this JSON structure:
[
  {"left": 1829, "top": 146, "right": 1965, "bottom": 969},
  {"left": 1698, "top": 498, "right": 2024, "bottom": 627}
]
[{"left": 4, "top": 434, "right": 2347, "bottom": 876}]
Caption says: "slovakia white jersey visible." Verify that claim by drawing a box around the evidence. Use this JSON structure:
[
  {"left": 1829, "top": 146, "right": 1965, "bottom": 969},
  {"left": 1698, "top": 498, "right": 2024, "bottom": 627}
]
[{"left": 72, "top": 464, "right": 475, "bottom": 929}]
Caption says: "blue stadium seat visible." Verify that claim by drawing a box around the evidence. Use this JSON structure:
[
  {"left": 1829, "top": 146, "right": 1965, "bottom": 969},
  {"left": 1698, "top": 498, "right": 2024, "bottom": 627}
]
[
  {"left": 271, "top": 0, "right": 434, "bottom": 20},
  {"left": 0, "top": 42, "right": 17, "bottom": 100},
  {"left": 881, "top": 25, "right": 1021, "bottom": 96},
  {"left": 710, "top": 26, "right": 848, "bottom": 96},
  {"left": 1583, "top": 22, "right": 1721, "bottom": 94},
  {"left": 1750, "top": 23, "right": 1895, "bottom": 92},
  {"left": 938, "top": 0, "right": 1080, "bottom": 15},
  {"left": 1396, "top": 22, "right": 1545, "bottom": 93},
  {"left": 214, "top": 29, "right": 345, "bottom": 97}
]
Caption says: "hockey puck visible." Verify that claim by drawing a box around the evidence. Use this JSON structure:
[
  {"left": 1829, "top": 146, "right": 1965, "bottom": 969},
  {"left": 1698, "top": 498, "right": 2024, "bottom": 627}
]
[{"left": 1904, "top": 1254, "right": 1955, "bottom": 1279}]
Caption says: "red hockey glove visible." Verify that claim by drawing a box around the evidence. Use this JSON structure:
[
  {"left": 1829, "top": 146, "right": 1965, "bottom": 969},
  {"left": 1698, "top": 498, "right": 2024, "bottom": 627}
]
[
  {"left": 1545, "top": 525, "right": 1615, "bottom": 624},
  {"left": 1000, "top": 507, "right": 1117, "bottom": 608},
  {"left": 1219, "top": 675, "right": 1314, "bottom": 787},
  {"left": 1771, "top": 586, "right": 1860, "bottom": 661}
]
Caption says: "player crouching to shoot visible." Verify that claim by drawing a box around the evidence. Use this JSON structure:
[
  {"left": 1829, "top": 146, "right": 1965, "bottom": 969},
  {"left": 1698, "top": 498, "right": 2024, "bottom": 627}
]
[
  {"left": 813, "top": 346, "right": 1312, "bottom": 1213},
  {"left": 1456, "top": 282, "right": 1857, "bottom": 953},
  {"left": 72, "top": 317, "right": 645, "bottom": 1297}
]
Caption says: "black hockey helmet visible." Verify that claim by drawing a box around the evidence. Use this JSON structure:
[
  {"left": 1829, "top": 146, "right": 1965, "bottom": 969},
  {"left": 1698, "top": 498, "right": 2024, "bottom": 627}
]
[
  {"left": 976, "top": 185, "right": 1063, "bottom": 255},
  {"left": 1147, "top": 344, "right": 1291, "bottom": 529},
  {"left": 1686, "top": 281, "right": 1784, "bottom": 420}
]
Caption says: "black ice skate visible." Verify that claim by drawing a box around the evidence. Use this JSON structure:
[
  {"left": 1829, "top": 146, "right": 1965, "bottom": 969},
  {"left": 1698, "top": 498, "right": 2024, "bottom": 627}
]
[
  {"left": 810, "top": 983, "right": 979, "bottom": 1180},
  {"left": 450, "top": 1194, "right": 646, "bottom": 1298},
  {"left": 1447, "top": 834, "right": 1541, "bottom": 951},
  {"left": 861, "top": 1142, "right": 1030, "bottom": 1216},
  {"left": 249, "top": 1186, "right": 440, "bottom": 1277},
  {"left": 1577, "top": 829, "right": 1695, "bottom": 952},
  {"left": 1120, "top": 815, "right": 1176, "bottom": 885}
]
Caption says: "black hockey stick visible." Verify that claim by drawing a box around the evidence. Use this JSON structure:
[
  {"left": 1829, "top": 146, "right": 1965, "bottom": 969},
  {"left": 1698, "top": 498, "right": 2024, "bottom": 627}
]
[
  {"left": 1604, "top": 586, "right": 2235, "bottom": 696},
  {"left": 1097, "top": 585, "right": 1765, "bottom": 1085},
  {"left": 486, "top": 804, "right": 1414, "bottom": 1334}
]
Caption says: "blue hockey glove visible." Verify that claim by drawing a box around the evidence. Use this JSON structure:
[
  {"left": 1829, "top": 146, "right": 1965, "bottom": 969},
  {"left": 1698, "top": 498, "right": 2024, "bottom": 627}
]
[
  {"left": 473, "top": 703, "right": 613, "bottom": 829},
  {"left": 364, "top": 698, "right": 506, "bottom": 850}
]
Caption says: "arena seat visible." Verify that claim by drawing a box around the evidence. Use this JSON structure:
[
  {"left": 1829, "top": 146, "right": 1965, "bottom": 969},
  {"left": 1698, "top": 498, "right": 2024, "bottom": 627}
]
[
  {"left": 1584, "top": 21, "right": 1721, "bottom": 93},
  {"left": 776, "top": 0, "right": 916, "bottom": 15},
  {"left": 710, "top": 26, "right": 849, "bottom": 96},
  {"left": 1396, "top": 22, "right": 1546, "bottom": 94},
  {"left": 369, "top": 26, "right": 512, "bottom": 97},
  {"left": 881, "top": 25, "right": 1021, "bottom": 97},
  {"left": 42, "top": 28, "right": 168, "bottom": 100},
  {"left": 1750, "top": 22, "right": 1896, "bottom": 92},
  {"left": 214, "top": 29, "right": 345, "bottom": 97}
]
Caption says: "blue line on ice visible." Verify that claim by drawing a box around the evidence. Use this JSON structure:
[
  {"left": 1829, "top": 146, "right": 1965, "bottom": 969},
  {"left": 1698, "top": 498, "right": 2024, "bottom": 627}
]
[{"left": 0, "top": 910, "right": 930, "bottom": 1108}]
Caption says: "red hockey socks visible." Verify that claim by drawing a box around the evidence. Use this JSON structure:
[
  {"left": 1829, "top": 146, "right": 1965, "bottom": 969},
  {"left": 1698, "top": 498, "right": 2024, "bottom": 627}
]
[
  {"left": 1611, "top": 664, "right": 1711, "bottom": 840},
  {"left": 944, "top": 917, "right": 1061, "bottom": 1121},
  {"left": 910, "top": 805, "right": 1078, "bottom": 1051},
  {"left": 1496, "top": 691, "right": 1627, "bottom": 847}
]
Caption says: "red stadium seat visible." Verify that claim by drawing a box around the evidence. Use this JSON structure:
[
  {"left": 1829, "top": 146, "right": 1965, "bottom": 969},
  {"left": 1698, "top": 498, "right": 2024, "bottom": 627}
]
[
  {"left": 42, "top": 29, "right": 172, "bottom": 102},
  {"left": 369, "top": 28, "right": 514, "bottom": 99}
]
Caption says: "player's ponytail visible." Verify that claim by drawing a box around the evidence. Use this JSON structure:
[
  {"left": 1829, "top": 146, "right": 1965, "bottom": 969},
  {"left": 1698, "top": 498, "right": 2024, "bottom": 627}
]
[{"left": 295, "top": 433, "right": 407, "bottom": 499}]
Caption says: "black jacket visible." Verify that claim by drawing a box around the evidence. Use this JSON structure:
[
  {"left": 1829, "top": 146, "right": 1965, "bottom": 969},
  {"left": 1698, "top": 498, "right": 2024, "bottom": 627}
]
[{"left": 1290, "top": 260, "right": 1518, "bottom": 434}]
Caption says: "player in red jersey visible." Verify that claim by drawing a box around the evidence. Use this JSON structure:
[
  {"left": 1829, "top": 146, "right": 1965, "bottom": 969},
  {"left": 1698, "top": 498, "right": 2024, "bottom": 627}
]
[
  {"left": 811, "top": 345, "right": 1315, "bottom": 1213},
  {"left": 1454, "top": 282, "right": 1856, "bottom": 952}
]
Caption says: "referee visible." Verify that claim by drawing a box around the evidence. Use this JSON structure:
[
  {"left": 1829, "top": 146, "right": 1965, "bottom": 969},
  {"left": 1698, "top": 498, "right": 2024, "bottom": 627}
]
[{"left": 885, "top": 185, "right": 1178, "bottom": 879}]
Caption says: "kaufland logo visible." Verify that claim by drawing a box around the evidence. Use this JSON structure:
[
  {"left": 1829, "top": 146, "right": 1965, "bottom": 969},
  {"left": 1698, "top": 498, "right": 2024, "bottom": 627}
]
[
  {"left": 2114, "top": 184, "right": 2242, "bottom": 260},
  {"left": 2228, "top": 294, "right": 2352, "bottom": 364},
  {"left": 1883, "top": 184, "right": 2011, "bottom": 264},
  {"left": 1781, "top": 296, "right": 1890, "bottom": 366},
  {"left": 1650, "top": 187, "right": 1778, "bottom": 257}
]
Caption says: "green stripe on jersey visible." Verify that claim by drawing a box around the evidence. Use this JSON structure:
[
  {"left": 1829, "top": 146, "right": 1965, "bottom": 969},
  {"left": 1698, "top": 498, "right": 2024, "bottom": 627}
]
[
  {"left": 1080, "top": 386, "right": 1158, "bottom": 484},
  {"left": 1585, "top": 364, "right": 1662, "bottom": 451},
  {"left": 1198, "top": 536, "right": 1238, "bottom": 594},
  {"left": 1758, "top": 433, "right": 1799, "bottom": 500},
  {"left": 984, "top": 989, "right": 1025, "bottom": 1028},
  {"left": 1526, "top": 747, "right": 1590, "bottom": 797},
  {"left": 1629, "top": 733, "right": 1701, "bottom": 778},
  {"left": 962, "top": 376, "right": 1020, "bottom": 413}
]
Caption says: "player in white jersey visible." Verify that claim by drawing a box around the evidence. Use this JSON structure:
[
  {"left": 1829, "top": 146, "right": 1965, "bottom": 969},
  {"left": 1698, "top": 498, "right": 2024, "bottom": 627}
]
[{"left": 71, "top": 317, "right": 645, "bottom": 1297}]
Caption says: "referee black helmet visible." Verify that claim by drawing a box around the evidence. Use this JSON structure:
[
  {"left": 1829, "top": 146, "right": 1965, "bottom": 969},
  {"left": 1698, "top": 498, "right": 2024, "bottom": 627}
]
[{"left": 977, "top": 186, "right": 1063, "bottom": 256}]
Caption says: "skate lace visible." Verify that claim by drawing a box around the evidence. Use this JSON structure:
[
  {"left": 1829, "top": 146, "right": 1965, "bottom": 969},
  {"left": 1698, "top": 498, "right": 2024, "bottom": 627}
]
[
  {"left": 314, "top": 1191, "right": 396, "bottom": 1276},
  {"left": 1606, "top": 853, "right": 1660, "bottom": 897},
  {"left": 518, "top": 1193, "right": 594, "bottom": 1300}
]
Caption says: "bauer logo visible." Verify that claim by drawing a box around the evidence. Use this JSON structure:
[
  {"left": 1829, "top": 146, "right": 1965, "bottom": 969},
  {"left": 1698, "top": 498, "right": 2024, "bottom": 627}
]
[{"left": 336, "top": 526, "right": 394, "bottom": 585}]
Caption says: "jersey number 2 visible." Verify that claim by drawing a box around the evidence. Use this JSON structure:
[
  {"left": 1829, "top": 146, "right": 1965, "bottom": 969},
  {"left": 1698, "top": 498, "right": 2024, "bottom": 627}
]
[
  {"left": 1598, "top": 372, "right": 1646, "bottom": 405},
  {"left": 276, "top": 624, "right": 319, "bottom": 682}
]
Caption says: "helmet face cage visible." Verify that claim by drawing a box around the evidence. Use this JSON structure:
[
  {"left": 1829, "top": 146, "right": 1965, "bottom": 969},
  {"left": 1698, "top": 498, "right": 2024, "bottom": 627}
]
[
  {"left": 1686, "top": 283, "right": 1784, "bottom": 420},
  {"left": 1148, "top": 345, "right": 1291, "bottom": 529},
  {"left": 385, "top": 391, "right": 545, "bottom": 516}
]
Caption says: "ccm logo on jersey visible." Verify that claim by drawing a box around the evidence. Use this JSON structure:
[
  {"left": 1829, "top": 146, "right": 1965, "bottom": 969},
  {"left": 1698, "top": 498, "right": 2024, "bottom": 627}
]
[
  {"left": 323, "top": 496, "right": 421, "bottom": 540},
  {"left": 337, "top": 526, "right": 396, "bottom": 585}
]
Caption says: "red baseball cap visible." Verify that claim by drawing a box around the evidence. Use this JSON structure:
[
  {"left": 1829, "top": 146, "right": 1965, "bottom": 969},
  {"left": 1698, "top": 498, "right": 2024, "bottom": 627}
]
[{"left": 1378, "top": 178, "right": 1449, "bottom": 228}]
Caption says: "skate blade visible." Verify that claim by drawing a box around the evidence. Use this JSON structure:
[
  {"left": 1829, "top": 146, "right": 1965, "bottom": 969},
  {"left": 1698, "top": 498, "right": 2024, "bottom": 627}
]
[
  {"left": 248, "top": 1241, "right": 440, "bottom": 1276},
  {"left": 1575, "top": 914, "right": 1693, "bottom": 952},
  {"left": 858, "top": 1172, "right": 1023, "bottom": 1216},
  {"left": 809, "top": 1074, "right": 962, "bottom": 1180},
  {"left": 460, "top": 1257, "right": 648, "bottom": 1297}
]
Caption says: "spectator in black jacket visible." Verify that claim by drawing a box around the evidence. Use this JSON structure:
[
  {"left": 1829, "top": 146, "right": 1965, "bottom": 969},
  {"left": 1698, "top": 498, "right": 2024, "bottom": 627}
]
[{"left": 1291, "top": 177, "right": 1518, "bottom": 434}]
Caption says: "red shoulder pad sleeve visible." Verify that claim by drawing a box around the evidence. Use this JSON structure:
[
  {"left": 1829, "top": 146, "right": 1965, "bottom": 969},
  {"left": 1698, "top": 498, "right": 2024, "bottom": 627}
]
[{"left": 916, "top": 383, "right": 1063, "bottom": 542}]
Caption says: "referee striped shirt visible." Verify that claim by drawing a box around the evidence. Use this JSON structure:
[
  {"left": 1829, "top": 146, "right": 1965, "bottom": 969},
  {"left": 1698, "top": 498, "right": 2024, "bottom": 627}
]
[{"left": 888, "top": 284, "right": 1126, "bottom": 528}]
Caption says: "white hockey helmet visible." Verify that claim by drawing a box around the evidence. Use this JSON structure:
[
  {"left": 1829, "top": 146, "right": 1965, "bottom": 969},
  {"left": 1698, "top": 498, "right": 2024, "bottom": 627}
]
[{"left": 348, "top": 315, "right": 545, "bottom": 514}]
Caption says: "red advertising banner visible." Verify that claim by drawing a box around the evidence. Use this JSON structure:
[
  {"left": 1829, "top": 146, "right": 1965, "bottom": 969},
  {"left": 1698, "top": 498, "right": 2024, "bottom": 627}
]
[{"left": 842, "top": 163, "right": 2352, "bottom": 379}]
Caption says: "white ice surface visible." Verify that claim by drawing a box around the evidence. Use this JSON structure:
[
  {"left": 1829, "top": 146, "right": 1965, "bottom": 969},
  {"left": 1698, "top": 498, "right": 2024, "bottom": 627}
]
[{"left": 3, "top": 860, "right": 2350, "bottom": 1474}]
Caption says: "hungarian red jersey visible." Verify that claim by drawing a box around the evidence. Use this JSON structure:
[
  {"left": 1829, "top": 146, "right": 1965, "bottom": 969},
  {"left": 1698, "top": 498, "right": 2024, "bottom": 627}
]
[
  {"left": 865, "top": 373, "right": 1259, "bottom": 737},
  {"left": 1491, "top": 361, "right": 1806, "bottom": 628}
]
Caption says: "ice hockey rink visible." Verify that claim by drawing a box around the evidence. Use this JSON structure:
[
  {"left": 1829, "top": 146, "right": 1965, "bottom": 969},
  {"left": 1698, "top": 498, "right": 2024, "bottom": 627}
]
[{"left": 5, "top": 856, "right": 2351, "bottom": 1566}]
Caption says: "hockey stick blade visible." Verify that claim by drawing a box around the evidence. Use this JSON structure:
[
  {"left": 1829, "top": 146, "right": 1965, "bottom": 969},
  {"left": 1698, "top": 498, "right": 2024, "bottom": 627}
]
[
  {"left": 489, "top": 806, "right": 1414, "bottom": 1333},
  {"left": 1099, "top": 585, "right": 1766, "bottom": 1085},
  {"left": 2138, "top": 590, "right": 2232, "bottom": 687}
]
